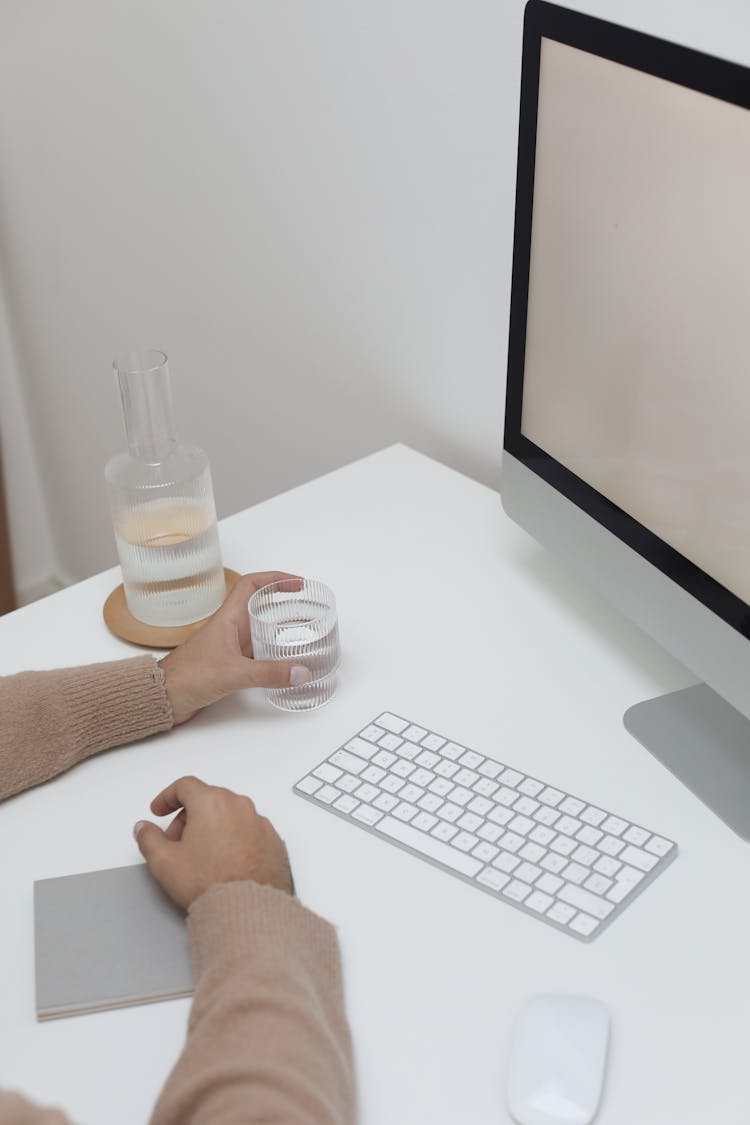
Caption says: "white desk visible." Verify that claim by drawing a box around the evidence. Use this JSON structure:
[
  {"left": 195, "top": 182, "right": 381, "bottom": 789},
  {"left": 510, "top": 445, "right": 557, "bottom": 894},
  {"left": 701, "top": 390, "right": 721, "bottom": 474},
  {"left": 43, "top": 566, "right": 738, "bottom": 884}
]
[{"left": 0, "top": 444, "right": 746, "bottom": 1124}]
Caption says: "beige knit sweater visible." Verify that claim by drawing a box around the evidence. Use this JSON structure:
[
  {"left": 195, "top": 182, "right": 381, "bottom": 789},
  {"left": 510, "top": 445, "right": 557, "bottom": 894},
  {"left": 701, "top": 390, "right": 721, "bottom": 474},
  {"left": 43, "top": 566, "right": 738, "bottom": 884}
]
[{"left": 0, "top": 657, "right": 356, "bottom": 1124}]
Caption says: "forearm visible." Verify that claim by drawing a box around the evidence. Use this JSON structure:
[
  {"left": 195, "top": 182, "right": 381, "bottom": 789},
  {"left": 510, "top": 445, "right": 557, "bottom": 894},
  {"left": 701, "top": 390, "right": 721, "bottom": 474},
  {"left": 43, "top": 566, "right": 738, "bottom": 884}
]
[
  {"left": 0, "top": 1090, "right": 72, "bottom": 1124},
  {"left": 150, "top": 882, "right": 357, "bottom": 1125},
  {"left": 0, "top": 657, "right": 173, "bottom": 802}
]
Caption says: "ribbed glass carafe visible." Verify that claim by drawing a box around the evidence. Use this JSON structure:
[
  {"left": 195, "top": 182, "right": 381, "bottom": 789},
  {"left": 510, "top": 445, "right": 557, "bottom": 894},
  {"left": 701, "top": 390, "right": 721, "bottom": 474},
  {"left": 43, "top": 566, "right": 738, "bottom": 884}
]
[{"left": 105, "top": 350, "right": 225, "bottom": 627}]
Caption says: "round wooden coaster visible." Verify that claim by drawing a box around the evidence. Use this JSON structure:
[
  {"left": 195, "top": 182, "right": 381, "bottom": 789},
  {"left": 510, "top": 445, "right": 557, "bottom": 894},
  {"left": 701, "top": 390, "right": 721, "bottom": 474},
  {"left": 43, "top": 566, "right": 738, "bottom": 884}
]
[{"left": 103, "top": 568, "right": 242, "bottom": 649}]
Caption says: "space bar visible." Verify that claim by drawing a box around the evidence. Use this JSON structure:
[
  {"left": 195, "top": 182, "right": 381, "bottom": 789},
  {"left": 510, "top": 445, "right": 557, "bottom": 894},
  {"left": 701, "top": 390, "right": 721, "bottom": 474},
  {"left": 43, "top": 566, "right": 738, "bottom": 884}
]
[{"left": 377, "top": 817, "right": 483, "bottom": 876}]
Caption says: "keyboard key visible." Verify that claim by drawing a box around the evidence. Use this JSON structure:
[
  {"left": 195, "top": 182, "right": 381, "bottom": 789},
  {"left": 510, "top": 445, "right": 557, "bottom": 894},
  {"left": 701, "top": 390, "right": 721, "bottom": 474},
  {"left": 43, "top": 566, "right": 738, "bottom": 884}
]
[
  {"left": 376, "top": 713, "right": 408, "bottom": 734},
  {"left": 315, "top": 785, "right": 339, "bottom": 804},
  {"left": 478, "top": 759, "right": 503, "bottom": 778},
  {"left": 498, "top": 832, "right": 524, "bottom": 853},
  {"left": 380, "top": 774, "right": 405, "bottom": 794},
  {"left": 440, "top": 741, "right": 466, "bottom": 761},
  {"left": 477, "top": 867, "right": 510, "bottom": 892},
  {"left": 493, "top": 851, "right": 521, "bottom": 874},
  {"left": 373, "top": 792, "right": 399, "bottom": 813},
  {"left": 559, "top": 796, "right": 585, "bottom": 816},
  {"left": 344, "top": 737, "right": 380, "bottom": 760},
  {"left": 362, "top": 765, "right": 386, "bottom": 784},
  {"left": 459, "top": 750, "right": 484, "bottom": 770},
  {"left": 296, "top": 775, "right": 323, "bottom": 795},
  {"left": 411, "top": 768, "right": 435, "bottom": 788},
  {"left": 495, "top": 787, "right": 518, "bottom": 807},
  {"left": 518, "top": 842, "right": 545, "bottom": 864},
  {"left": 526, "top": 890, "right": 554, "bottom": 913},
  {"left": 334, "top": 794, "right": 360, "bottom": 814},
  {"left": 576, "top": 825, "right": 603, "bottom": 847},
  {"left": 541, "top": 853, "right": 567, "bottom": 874},
  {"left": 559, "top": 883, "right": 615, "bottom": 920},
  {"left": 422, "top": 733, "right": 446, "bottom": 752},
  {"left": 439, "top": 802, "right": 462, "bottom": 822},
  {"left": 454, "top": 831, "right": 480, "bottom": 853},
  {"left": 623, "top": 825, "right": 650, "bottom": 847},
  {"left": 399, "top": 741, "right": 422, "bottom": 761},
  {"left": 536, "top": 873, "right": 563, "bottom": 896},
  {"left": 539, "top": 787, "right": 564, "bottom": 807},
  {"left": 373, "top": 750, "right": 397, "bottom": 769},
  {"left": 518, "top": 777, "right": 544, "bottom": 797},
  {"left": 478, "top": 823, "right": 504, "bottom": 844},
  {"left": 412, "top": 811, "right": 438, "bottom": 833},
  {"left": 488, "top": 806, "right": 513, "bottom": 827},
  {"left": 393, "top": 802, "right": 418, "bottom": 822},
  {"left": 376, "top": 817, "right": 483, "bottom": 876},
  {"left": 571, "top": 845, "right": 598, "bottom": 867},
  {"left": 450, "top": 787, "right": 474, "bottom": 807},
  {"left": 432, "top": 821, "right": 458, "bottom": 842},
  {"left": 515, "top": 862, "right": 542, "bottom": 884},
  {"left": 314, "top": 763, "right": 343, "bottom": 784},
  {"left": 360, "top": 725, "right": 384, "bottom": 743},
  {"left": 601, "top": 815, "right": 628, "bottom": 836},
  {"left": 569, "top": 913, "right": 599, "bottom": 937},
  {"left": 547, "top": 901, "right": 576, "bottom": 925},
  {"left": 353, "top": 805, "right": 383, "bottom": 826},
  {"left": 499, "top": 769, "right": 523, "bottom": 787},
  {"left": 508, "top": 815, "right": 535, "bottom": 836},
  {"left": 556, "top": 816, "right": 582, "bottom": 837},
  {"left": 428, "top": 777, "right": 454, "bottom": 797},
  {"left": 472, "top": 841, "right": 499, "bottom": 863},
  {"left": 550, "top": 836, "right": 576, "bottom": 857},
  {"left": 454, "top": 768, "right": 479, "bottom": 788},
  {"left": 594, "top": 855, "right": 621, "bottom": 877},
  {"left": 435, "top": 760, "right": 459, "bottom": 778},
  {"left": 473, "top": 778, "right": 499, "bottom": 798},
  {"left": 392, "top": 759, "right": 415, "bottom": 778},
  {"left": 400, "top": 784, "right": 425, "bottom": 804},
  {"left": 598, "top": 834, "right": 625, "bottom": 857},
  {"left": 503, "top": 880, "right": 532, "bottom": 903},
  {"left": 584, "top": 873, "right": 613, "bottom": 896},
  {"left": 534, "top": 806, "right": 560, "bottom": 826},
  {"left": 416, "top": 750, "right": 441, "bottom": 769},
  {"left": 646, "top": 835, "right": 674, "bottom": 858},
  {"left": 620, "top": 845, "right": 659, "bottom": 872},
  {"left": 528, "top": 825, "right": 555, "bottom": 847},
  {"left": 513, "top": 796, "right": 540, "bottom": 817},
  {"left": 467, "top": 796, "right": 493, "bottom": 817},
  {"left": 457, "top": 812, "right": 483, "bottom": 833},
  {"left": 561, "top": 862, "right": 588, "bottom": 885},
  {"left": 403, "top": 724, "right": 428, "bottom": 742},
  {"left": 335, "top": 774, "right": 361, "bottom": 793},
  {"left": 580, "top": 806, "right": 606, "bottom": 827},
  {"left": 418, "top": 793, "right": 444, "bottom": 813}
]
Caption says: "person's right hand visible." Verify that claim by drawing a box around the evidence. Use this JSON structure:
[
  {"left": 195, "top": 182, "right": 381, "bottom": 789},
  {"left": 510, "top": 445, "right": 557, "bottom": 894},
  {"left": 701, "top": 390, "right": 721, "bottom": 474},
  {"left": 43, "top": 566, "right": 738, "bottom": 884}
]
[{"left": 134, "top": 775, "right": 294, "bottom": 910}]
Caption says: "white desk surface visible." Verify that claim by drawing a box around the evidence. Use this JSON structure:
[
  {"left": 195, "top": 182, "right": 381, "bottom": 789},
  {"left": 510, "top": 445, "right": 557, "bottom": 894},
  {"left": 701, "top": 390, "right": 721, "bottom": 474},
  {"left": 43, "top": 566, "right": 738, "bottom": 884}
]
[{"left": 0, "top": 444, "right": 746, "bottom": 1125}]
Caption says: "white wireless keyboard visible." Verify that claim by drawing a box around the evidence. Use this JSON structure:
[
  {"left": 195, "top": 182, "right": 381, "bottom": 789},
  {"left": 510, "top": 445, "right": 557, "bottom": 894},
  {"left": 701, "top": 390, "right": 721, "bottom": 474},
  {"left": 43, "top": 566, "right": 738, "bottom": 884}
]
[{"left": 293, "top": 712, "right": 678, "bottom": 942}]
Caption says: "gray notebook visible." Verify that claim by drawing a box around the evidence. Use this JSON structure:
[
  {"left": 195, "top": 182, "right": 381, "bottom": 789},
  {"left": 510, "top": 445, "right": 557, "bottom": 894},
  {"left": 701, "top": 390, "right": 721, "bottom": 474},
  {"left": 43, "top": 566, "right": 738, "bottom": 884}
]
[{"left": 34, "top": 863, "right": 194, "bottom": 1021}]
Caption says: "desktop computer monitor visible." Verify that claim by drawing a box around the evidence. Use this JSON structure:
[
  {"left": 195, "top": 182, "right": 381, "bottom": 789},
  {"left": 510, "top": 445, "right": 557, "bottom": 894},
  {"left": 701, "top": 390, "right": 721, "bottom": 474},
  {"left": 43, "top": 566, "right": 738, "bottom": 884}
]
[{"left": 502, "top": 0, "right": 750, "bottom": 839}]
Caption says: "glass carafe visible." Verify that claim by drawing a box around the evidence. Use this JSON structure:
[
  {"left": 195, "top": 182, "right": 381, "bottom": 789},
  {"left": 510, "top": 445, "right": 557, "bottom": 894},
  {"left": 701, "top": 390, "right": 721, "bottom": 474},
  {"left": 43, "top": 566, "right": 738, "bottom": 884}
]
[{"left": 105, "top": 350, "right": 226, "bottom": 627}]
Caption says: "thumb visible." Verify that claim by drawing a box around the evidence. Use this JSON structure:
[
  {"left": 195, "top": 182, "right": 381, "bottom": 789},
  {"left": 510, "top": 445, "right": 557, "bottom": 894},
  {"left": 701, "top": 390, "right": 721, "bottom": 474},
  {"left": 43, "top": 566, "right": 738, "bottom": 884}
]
[
  {"left": 133, "top": 819, "right": 171, "bottom": 869},
  {"left": 241, "top": 658, "right": 312, "bottom": 690}
]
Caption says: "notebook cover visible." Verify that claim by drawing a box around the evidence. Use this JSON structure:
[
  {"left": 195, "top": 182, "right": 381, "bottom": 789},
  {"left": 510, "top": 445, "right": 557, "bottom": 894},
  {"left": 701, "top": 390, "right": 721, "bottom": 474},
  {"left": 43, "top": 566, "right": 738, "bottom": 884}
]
[{"left": 34, "top": 862, "right": 194, "bottom": 1021}]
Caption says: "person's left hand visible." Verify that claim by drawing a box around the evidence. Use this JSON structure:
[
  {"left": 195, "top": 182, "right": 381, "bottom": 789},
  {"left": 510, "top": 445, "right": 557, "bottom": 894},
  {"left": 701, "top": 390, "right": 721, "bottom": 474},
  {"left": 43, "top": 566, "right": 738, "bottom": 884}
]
[{"left": 159, "top": 571, "right": 310, "bottom": 725}]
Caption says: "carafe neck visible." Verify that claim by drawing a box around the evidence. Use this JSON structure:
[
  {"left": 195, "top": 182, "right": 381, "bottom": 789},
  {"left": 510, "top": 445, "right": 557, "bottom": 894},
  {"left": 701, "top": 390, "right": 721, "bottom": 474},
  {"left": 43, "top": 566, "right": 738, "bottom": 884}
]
[{"left": 114, "top": 350, "right": 177, "bottom": 463}]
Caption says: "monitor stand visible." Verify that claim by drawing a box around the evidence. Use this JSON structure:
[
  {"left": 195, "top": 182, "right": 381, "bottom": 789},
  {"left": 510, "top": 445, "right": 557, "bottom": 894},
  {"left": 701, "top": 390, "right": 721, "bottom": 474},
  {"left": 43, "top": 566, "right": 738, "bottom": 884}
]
[{"left": 624, "top": 683, "right": 750, "bottom": 842}]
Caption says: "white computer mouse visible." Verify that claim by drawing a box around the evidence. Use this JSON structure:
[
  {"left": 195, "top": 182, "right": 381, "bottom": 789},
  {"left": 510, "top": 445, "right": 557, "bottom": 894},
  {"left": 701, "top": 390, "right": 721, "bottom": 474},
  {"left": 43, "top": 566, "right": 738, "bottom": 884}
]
[{"left": 506, "top": 993, "right": 610, "bottom": 1125}]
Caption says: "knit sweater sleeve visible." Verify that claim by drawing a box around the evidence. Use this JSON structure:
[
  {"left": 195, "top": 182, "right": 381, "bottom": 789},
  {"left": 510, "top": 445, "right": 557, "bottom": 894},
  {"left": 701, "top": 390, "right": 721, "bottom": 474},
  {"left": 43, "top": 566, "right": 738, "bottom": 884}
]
[
  {"left": 149, "top": 882, "right": 357, "bottom": 1125},
  {"left": 0, "top": 657, "right": 174, "bottom": 802}
]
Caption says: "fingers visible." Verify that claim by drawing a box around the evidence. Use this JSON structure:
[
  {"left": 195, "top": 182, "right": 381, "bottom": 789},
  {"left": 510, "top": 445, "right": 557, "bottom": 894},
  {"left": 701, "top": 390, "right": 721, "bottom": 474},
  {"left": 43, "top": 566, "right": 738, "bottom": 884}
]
[
  {"left": 240, "top": 658, "right": 312, "bottom": 690},
  {"left": 150, "top": 774, "right": 206, "bottom": 817},
  {"left": 134, "top": 819, "right": 170, "bottom": 866},
  {"left": 165, "top": 808, "right": 187, "bottom": 841}
]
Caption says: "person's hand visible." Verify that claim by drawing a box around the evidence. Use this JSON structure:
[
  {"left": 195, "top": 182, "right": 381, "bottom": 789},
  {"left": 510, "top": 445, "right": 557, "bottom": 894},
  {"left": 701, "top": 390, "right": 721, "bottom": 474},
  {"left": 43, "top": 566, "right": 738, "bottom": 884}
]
[
  {"left": 159, "top": 571, "right": 311, "bottom": 725},
  {"left": 134, "top": 775, "right": 294, "bottom": 909}
]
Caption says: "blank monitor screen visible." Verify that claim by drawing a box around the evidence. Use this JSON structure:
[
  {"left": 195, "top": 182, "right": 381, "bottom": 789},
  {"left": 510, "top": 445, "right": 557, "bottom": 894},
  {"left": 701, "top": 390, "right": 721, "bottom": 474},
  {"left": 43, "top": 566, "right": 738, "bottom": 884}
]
[{"left": 523, "top": 34, "right": 750, "bottom": 610}]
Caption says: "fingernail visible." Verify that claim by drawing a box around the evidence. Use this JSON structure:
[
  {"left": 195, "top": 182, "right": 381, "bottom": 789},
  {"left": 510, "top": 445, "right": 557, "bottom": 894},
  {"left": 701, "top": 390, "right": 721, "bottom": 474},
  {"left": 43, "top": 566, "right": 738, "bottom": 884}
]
[
  {"left": 133, "top": 820, "right": 145, "bottom": 840},
  {"left": 290, "top": 665, "right": 312, "bottom": 686}
]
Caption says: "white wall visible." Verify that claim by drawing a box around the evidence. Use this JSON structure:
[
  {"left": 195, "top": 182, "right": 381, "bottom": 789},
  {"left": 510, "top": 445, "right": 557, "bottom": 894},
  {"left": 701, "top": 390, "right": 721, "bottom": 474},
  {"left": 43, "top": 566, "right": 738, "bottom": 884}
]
[{"left": 1, "top": 0, "right": 749, "bottom": 587}]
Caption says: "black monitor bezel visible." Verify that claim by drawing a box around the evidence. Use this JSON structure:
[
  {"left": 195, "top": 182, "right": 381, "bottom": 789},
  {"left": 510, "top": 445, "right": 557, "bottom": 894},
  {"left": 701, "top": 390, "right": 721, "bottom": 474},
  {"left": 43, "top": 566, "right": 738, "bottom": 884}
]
[{"left": 504, "top": 0, "right": 750, "bottom": 640}]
